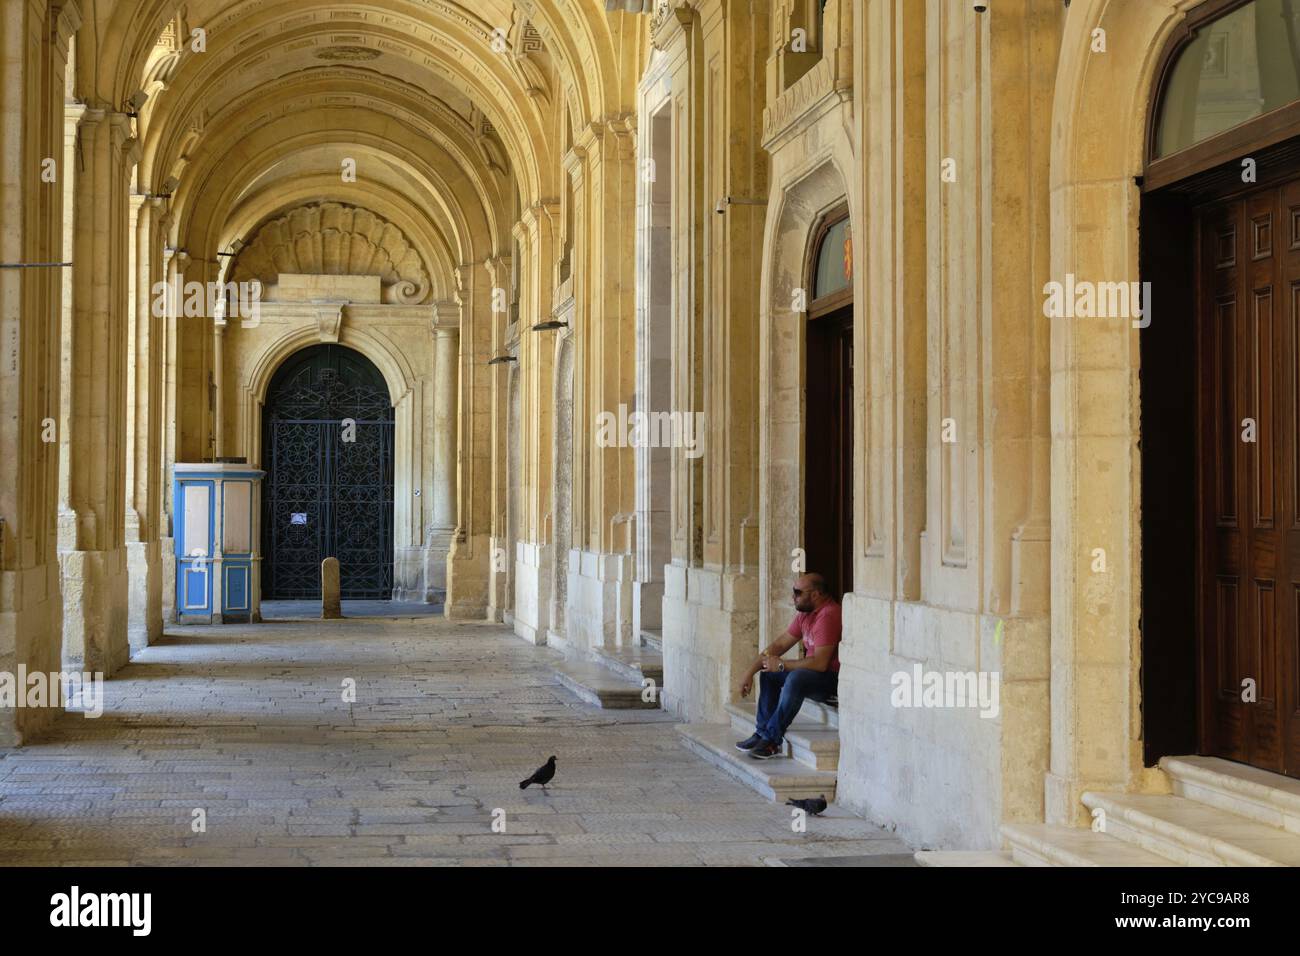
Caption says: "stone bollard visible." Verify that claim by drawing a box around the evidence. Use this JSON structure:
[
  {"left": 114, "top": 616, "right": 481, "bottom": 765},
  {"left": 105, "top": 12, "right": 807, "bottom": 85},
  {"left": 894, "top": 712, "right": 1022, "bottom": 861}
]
[{"left": 322, "top": 557, "right": 342, "bottom": 619}]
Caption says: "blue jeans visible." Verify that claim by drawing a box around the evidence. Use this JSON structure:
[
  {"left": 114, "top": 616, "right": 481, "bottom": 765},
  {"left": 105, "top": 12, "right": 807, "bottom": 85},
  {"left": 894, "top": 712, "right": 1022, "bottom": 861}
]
[{"left": 755, "top": 668, "right": 838, "bottom": 746}]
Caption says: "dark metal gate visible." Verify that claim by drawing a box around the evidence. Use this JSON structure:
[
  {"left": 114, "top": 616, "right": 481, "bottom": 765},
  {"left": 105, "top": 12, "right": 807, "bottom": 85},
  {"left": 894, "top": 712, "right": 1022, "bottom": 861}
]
[{"left": 261, "top": 345, "right": 395, "bottom": 599}]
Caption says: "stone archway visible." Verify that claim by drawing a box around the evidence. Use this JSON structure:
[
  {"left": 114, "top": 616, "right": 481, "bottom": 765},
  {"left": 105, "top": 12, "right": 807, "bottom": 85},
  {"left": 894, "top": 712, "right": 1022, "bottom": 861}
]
[
  {"left": 1045, "top": 0, "right": 1201, "bottom": 825},
  {"left": 759, "top": 157, "right": 855, "bottom": 647},
  {"left": 231, "top": 312, "right": 454, "bottom": 609},
  {"left": 260, "top": 344, "right": 395, "bottom": 599}
]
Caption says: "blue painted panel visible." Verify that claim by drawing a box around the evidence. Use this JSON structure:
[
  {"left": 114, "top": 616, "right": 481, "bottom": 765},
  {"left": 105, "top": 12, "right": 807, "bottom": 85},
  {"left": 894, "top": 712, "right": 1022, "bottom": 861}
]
[
  {"left": 224, "top": 565, "right": 249, "bottom": 613},
  {"left": 183, "top": 566, "right": 210, "bottom": 612}
]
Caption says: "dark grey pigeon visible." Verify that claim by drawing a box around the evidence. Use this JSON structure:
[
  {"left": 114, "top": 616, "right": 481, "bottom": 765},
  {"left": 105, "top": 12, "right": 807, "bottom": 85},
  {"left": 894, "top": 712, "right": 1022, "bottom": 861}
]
[
  {"left": 519, "top": 755, "right": 557, "bottom": 790},
  {"left": 785, "top": 794, "right": 828, "bottom": 816}
]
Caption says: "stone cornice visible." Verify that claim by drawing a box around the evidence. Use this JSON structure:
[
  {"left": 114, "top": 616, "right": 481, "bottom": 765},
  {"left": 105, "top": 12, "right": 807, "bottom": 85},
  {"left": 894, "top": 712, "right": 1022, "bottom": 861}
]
[{"left": 762, "top": 57, "right": 852, "bottom": 152}]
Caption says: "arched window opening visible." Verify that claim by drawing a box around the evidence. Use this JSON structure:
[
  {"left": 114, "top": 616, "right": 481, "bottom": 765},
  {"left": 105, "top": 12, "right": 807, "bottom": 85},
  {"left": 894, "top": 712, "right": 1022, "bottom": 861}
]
[{"left": 1149, "top": 0, "right": 1300, "bottom": 179}]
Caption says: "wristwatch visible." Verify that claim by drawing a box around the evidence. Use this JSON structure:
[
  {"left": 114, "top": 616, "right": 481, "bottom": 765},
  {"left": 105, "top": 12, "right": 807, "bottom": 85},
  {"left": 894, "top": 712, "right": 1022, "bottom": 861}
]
[{"left": 777, "top": 660, "right": 785, "bottom": 673}]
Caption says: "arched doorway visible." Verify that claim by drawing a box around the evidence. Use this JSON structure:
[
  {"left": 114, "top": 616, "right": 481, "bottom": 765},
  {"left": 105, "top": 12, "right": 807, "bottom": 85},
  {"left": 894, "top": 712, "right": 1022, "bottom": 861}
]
[
  {"left": 1140, "top": 0, "right": 1300, "bottom": 776},
  {"left": 804, "top": 203, "right": 854, "bottom": 601},
  {"left": 260, "top": 345, "right": 395, "bottom": 600}
]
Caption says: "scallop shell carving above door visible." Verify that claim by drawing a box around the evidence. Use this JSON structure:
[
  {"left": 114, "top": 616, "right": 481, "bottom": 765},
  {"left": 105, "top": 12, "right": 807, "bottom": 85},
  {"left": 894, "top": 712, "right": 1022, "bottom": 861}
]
[{"left": 232, "top": 202, "right": 431, "bottom": 304}]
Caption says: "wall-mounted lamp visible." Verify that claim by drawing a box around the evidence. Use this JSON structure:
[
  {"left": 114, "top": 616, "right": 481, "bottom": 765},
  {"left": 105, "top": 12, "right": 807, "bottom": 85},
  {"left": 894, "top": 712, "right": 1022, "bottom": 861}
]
[
  {"left": 715, "top": 196, "right": 768, "bottom": 215},
  {"left": 487, "top": 353, "right": 518, "bottom": 365},
  {"left": 124, "top": 90, "right": 149, "bottom": 118}
]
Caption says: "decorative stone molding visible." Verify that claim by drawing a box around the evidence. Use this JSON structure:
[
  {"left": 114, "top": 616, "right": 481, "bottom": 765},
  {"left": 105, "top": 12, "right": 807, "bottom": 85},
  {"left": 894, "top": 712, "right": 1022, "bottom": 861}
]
[
  {"left": 231, "top": 202, "right": 431, "bottom": 304},
  {"left": 430, "top": 300, "right": 460, "bottom": 336},
  {"left": 761, "top": 57, "right": 850, "bottom": 150},
  {"left": 650, "top": 2, "right": 693, "bottom": 51},
  {"left": 315, "top": 304, "right": 344, "bottom": 343}
]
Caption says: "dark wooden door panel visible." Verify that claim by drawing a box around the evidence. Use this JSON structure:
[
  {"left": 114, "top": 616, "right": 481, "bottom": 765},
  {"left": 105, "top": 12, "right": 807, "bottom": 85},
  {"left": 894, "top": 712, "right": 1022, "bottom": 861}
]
[
  {"left": 1198, "top": 177, "right": 1299, "bottom": 776},
  {"left": 804, "top": 306, "right": 853, "bottom": 601}
]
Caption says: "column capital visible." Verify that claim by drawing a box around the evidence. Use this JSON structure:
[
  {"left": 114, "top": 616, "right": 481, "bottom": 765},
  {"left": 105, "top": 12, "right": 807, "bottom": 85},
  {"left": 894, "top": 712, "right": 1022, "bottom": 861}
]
[
  {"left": 484, "top": 255, "right": 511, "bottom": 287},
  {"left": 431, "top": 300, "right": 460, "bottom": 335},
  {"left": 51, "top": 0, "right": 83, "bottom": 53}
]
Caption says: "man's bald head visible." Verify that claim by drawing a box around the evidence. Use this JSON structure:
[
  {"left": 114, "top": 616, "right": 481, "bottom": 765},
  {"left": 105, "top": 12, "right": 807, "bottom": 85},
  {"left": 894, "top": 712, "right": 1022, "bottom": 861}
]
[{"left": 793, "top": 572, "right": 832, "bottom": 612}]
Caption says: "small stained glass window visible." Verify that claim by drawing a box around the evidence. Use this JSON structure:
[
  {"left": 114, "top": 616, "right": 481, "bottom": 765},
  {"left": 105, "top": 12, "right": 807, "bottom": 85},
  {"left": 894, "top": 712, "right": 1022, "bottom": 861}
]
[
  {"left": 813, "top": 216, "right": 852, "bottom": 300},
  {"left": 1154, "top": 0, "right": 1300, "bottom": 158}
]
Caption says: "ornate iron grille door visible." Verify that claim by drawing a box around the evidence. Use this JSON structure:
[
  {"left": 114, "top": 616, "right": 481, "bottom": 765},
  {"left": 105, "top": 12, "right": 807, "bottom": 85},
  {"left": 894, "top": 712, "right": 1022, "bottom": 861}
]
[{"left": 262, "top": 346, "right": 395, "bottom": 599}]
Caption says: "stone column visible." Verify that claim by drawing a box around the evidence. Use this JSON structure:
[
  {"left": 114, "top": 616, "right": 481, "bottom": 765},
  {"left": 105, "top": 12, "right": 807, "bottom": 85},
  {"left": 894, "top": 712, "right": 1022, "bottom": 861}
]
[
  {"left": 58, "top": 107, "right": 138, "bottom": 676},
  {"left": 426, "top": 318, "right": 458, "bottom": 596},
  {"left": 159, "top": 245, "right": 185, "bottom": 624},
  {"left": 485, "top": 254, "right": 513, "bottom": 623},
  {"left": 0, "top": 0, "right": 81, "bottom": 746},
  {"left": 511, "top": 202, "right": 558, "bottom": 645},
  {"left": 124, "top": 194, "right": 164, "bottom": 651},
  {"left": 563, "top": 118, "right": 640, "bottom": 654},
  {"left": 212, "top": 319, "right": 225, "bottom": 458},
  {"left": 444, "top": 262, "right": 493, "bottom": 619}
]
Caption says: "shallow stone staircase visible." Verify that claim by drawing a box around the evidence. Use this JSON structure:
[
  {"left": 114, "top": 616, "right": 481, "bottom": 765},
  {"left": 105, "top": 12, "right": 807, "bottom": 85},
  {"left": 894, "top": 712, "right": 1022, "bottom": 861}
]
[
  {"left": 915, "top": 755, "right": 1300, "bottom": 866},
  {"left": 550, "top": 629, "right": 665, "bottom": 709},
  {"left": 676, "top": 697, "right": 840, "bottom": 802}
]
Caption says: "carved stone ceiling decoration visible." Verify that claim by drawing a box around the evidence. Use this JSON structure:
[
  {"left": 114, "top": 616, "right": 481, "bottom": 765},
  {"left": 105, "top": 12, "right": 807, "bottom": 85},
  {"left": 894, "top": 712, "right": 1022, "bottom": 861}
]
[
  {"left": 231, "top": 202, "right": 431, "bottom": 305},
  {"left": 314, "top": 46, "right": 381, "bottom": 61}
]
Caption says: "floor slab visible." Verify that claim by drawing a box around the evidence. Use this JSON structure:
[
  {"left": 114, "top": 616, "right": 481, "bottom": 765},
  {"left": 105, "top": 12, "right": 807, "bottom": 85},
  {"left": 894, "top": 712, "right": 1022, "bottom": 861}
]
[{"left": 0, "top": 616, "right": 909, "bottom": 866}]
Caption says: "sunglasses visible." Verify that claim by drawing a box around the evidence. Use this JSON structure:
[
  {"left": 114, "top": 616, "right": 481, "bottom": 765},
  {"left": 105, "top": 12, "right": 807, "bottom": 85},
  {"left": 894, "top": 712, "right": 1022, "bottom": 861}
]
[{"left": 792, "top": 587, "right": 819, "bottom": 597}]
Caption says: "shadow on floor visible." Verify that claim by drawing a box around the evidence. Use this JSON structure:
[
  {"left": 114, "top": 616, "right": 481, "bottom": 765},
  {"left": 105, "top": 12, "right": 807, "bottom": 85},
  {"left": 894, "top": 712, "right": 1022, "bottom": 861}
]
[{"left": 259, "top": 600, "right": 444, "bottom": 621}]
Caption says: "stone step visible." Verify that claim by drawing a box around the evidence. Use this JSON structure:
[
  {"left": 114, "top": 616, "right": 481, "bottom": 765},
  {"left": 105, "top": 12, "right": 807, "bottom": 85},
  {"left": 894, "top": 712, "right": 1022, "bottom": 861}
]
[
  {"left": 725, "top": 703, "right": 839, "bottom": 771},
  {"left": 592, "top": 644, "right": 664, "bottom": 686},
  {"left": 676, "top": 723, "right": 837, "bottom": 803},
  {"left": 1161, "top": 755, "right": 1300, "bottom": 835},
  {"left": 1081, "top": 791, "right": 1300, "bottom": 866},
  {"left": 1001, "top": 823, "right": 1170, "bottom": 867},
  {"left": 638, "top": 628, "right": 663, "bottom": 652},
  {"left": 551, "top": 660, "right": 661, "bottom": 709},
  {"left": 913, "top": 850, "right": 1020, "bottom": 867}
]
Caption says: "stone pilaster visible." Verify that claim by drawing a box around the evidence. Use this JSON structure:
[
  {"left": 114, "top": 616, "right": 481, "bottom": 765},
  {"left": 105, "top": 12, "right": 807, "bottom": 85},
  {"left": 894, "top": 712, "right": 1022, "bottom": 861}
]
[
  {"left": 512, "top": 201, "right": 558, "bottom": 645},
  {"left": 564, "top": 119, "right": 639, "bottom": 655},
  {"left": 445, "top": 262, "right": 493, "bottom": 619},
  {"left": 125, "top": 195, "right": 165, "bottom": 651},
  {"left": 426, "top": 316, "right": 459, "bottom": 599}
]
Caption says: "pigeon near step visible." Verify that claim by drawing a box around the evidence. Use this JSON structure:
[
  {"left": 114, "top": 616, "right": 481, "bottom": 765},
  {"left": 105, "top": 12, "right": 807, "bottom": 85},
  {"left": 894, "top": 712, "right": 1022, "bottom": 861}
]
[
  {"left": 519, "top": 755, "right": 557, "bottom": 790},
  {"left": 785, "top": 794, "right": 828, "bottom": 816}
]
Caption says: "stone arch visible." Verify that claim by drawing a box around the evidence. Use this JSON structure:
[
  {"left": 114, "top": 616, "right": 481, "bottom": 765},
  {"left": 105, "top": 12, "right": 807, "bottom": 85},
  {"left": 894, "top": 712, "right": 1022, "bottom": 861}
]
[
  {"left": 759, "top": 152, "right": 856, "bottom": 646},
  {"left": 1045, "top": 0, "right": 1199, "bottom": 824},
  {"left": 241, "top": 323, "right": 418, "bottom": 466}
]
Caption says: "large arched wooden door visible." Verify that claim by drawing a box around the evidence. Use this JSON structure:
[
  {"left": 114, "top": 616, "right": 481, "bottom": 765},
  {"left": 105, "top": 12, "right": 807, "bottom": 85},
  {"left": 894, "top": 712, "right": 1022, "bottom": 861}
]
[
  {"left": 260, "top": 345, "right": 395, "bottom": 600},
  {"left": 1141, "top": 0, "right": 1300, "bottom": 776}
]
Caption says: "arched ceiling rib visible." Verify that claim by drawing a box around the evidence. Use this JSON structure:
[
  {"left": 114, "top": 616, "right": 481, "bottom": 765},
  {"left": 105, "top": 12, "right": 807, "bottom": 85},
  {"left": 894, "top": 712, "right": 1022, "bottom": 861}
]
[{"left": 74, "top": 0, "right": 648, "bottom": 287}]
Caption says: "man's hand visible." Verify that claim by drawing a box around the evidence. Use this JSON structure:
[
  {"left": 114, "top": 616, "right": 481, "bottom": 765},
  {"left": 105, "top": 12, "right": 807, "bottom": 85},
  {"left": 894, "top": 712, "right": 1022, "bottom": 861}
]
[
  {"left": 737, "top": 676, "right": 752, "bottom": 698},
  {"left": 759, "top": 654, "right": 782, "bottom": 673}
]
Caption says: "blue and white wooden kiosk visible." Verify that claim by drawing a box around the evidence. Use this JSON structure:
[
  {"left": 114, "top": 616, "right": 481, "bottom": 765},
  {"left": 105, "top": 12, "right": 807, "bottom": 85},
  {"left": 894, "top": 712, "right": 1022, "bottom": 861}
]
[{"left": 173, "top": 462, "right": 266, "bottom": 623}]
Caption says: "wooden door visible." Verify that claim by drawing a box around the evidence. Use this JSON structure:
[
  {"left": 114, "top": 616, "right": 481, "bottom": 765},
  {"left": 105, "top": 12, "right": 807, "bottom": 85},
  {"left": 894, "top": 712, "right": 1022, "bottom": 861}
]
[{"left": 1197, "top": 176, "right": 1300, "bottom": 776}]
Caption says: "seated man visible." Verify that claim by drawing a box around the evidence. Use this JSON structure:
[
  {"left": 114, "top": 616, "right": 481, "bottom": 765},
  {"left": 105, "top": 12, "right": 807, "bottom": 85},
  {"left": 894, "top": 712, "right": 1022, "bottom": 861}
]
[{"left": 735, "top": 572, "right": 841, "bottom": 760}]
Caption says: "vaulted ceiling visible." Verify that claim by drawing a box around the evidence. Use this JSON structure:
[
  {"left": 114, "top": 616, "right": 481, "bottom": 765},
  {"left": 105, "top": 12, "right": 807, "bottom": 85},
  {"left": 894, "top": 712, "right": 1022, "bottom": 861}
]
[{"left": 71, "top": 0, "right": 646, "bottom": 297}]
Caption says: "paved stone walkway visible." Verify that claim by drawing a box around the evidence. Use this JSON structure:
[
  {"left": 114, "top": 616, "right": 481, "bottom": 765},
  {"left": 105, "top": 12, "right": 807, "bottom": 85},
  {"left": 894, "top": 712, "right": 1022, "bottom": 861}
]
[{"left": 0, "top": 616, "right": 910, "bottom": 866}]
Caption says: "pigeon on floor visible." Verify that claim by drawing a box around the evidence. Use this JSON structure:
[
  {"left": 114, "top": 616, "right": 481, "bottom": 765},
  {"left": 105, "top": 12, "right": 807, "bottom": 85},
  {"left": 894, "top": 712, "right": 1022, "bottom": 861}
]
[
  {"left": 785, "top": 795, "right": 828, "bottom": 816},
  {"left": 519, "top": 755, "right": 557, "bottom": 790}
]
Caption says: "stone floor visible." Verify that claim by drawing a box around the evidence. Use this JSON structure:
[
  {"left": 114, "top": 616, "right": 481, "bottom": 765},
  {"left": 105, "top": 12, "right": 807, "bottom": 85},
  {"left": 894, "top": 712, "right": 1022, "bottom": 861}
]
[
  {"left": 259, "top": 600, "right": 444, "bottom": 620},
  {"left": 0, "top": 615, "right": 910, "bottom": 866}
]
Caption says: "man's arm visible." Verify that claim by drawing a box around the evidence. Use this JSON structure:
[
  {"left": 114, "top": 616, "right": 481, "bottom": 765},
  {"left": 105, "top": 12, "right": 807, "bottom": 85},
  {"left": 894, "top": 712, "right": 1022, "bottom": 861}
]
[{"left": 768, "top": 643, "right": 834, "bottom": 673}]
